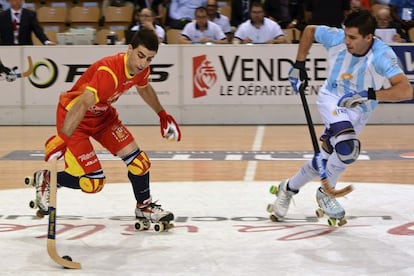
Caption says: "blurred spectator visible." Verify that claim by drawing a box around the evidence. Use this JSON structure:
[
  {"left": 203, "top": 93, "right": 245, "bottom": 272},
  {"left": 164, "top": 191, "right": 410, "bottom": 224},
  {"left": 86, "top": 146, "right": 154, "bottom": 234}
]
[
  {"left": 374, "top": 0, "right": 390, "bottom": 4},
  {"left": 136, "top": 0, "right": 169, "bottom": 26},
  {"left": 263, "top": 0, "right": 292, "bottom": 29},
  {"left": 131, "top": 7, "right": 165, "bottom": 43},
  {"left": 388, "top": 0, "right": 414, "bottom": 32},
  {"left": 0, "top": 0, "right": 55, "bottom": 45},
  {"left": 352, "top": 0, "right": 373, "bottom": 10},
  {"left": 179, "top": 6, "right": 227, "bottom": 44},
  {"left": 350, "top": 0, "right": 364, "bottom": 11},
  {"left": 206, "top": 0, "right": 232, "bottom": 42},
  {"left": 0, "top": 0, "right": 10, "bottom": 12},
  {"left": 233, "top": 1, "right": 288, "bottom": 44},
  {"left": 168, "top": 0, "right": 207, "bottom": 29},
  {"left": 288, "top": 0, "right": 306, "bottom": 30},
  {"left": 263, "top": 0, "right": 306, "bottom": 30},
  {"left": 231, "top": 0, "right": 256, "bottom": 28},
  {"left": 304, "top": 0, "right": 350, "bottom": 28},
  {"left": 374, "top": 5, "right": 408, "bottom": 43}
]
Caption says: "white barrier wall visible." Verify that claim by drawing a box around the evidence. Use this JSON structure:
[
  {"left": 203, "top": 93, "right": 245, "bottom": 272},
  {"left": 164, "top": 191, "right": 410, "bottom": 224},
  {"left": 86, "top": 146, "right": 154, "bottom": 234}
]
[{"left": 0, "top": 44, "right": 413, "bottom": 125}]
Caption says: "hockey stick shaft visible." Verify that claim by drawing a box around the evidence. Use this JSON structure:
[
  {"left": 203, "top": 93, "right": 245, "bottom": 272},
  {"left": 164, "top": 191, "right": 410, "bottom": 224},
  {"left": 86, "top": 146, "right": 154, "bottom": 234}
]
[
  {"left": 21, "top": 56, "right": 34, "bottom": 77},
  {"left": 47, "top": 158, "right": 81, "bottom": 269},
  {"left": 298, "top": 84, "right": 353, "bottom": 197}
]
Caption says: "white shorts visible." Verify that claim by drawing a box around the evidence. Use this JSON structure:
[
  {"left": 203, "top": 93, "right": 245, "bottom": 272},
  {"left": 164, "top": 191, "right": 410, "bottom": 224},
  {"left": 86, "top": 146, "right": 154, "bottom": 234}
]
[{"left": 316, "top": 90, "right": 372, "bottom": 135}]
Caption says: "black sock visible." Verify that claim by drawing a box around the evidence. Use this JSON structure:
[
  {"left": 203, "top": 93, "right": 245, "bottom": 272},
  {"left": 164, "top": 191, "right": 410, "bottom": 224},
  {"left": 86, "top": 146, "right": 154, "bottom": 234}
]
[{"left": 57, "top": 171, "right": 80, "bottom": 189}]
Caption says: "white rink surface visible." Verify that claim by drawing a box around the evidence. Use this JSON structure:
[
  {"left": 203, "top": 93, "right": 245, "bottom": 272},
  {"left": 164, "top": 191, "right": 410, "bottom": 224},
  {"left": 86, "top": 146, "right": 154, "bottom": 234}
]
[{"left": 1, "top": 181, "right": 414, "bottom": 276}]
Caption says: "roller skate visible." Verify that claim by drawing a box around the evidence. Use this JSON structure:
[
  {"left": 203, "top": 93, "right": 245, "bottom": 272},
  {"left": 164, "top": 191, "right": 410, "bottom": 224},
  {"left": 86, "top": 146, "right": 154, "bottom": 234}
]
[
  {"left": 24, "top": 170, "right": 50, "bottom": 218},
  {"left": 134, "top": 197, "right": 174, "bottom": 232},
  {"left": 266, "top": 179, "right": 298, "bottom": 222},
  {"left": 315, "top": 187, "right": 347, "bottom": 227}
]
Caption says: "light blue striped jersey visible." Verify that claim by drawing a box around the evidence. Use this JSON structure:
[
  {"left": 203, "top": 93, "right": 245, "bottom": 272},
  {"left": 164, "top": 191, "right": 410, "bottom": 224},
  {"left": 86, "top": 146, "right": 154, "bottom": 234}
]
[{"left": 315, "top": 26, "right": 403, "bottom": 110}]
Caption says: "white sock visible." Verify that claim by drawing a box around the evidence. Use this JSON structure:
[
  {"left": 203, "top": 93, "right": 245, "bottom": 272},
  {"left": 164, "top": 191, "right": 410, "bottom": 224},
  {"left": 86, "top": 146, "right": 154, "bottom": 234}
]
[
  {"left": 288, "top": 160, "right": 319, "bottom": 191},
  {"left": 325, "top": 153, "right": 347, "bottom": 188}
]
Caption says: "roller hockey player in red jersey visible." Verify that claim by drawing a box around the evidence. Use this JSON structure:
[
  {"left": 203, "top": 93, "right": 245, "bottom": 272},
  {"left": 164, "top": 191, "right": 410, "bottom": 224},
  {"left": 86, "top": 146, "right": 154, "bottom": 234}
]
[{"left": 30, "top": 29, "right": 180, "bottom": 230}]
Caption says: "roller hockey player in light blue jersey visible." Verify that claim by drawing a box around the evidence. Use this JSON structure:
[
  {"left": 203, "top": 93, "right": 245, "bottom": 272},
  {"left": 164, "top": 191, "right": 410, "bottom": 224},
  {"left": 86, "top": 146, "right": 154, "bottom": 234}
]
[{"left": 271, "top": 10, "right": 413, "bottom": 225}]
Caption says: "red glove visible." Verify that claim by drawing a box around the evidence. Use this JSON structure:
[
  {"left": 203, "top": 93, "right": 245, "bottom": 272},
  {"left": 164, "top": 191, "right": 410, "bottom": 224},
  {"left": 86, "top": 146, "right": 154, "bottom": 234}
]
[
  {"left": 44, "top": 133, "right": 69, "bottom": 162},
  {"left": 158, "top": 110, "right": 181, "bottom": 142}
]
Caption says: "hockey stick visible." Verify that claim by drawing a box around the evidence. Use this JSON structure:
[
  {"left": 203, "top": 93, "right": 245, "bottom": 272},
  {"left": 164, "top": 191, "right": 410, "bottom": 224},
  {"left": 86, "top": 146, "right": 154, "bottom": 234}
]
[
  {"left": 47, "top": 157, "right": 82, "bottom": 269},
  {"left": 21, "top": 56, "right": 34, "bottom": 77},
  {"left": 298, "top": 84, "right": 353, "bottom": 197},
  {"left": 0, "top": 56, "right": 33, "bottom": 80}
]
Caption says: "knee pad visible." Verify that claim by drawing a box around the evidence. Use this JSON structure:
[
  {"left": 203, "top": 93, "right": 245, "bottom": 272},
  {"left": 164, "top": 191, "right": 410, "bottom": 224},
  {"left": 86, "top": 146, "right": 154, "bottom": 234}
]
[
  {"left": 334, "top": 133, "right": 360, "bottom": 164},
  {"left": 127, "top": 150, "right": 151, "bottom": 176},
  {"left": 79, "top": 176, "right": 106, "bottom": 193}
]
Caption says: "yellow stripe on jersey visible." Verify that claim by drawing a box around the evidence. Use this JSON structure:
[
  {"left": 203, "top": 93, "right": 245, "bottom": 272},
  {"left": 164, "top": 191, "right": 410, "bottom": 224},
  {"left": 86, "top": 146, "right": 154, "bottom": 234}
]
[
  {"left": 65, "top": 94, "right": 81, "bottom": 111},
  {"left": 123, "top": 53, "right": 133, "bottom": 79},
  {"left": 97, "top": 65, "right": 118, "bottom": 88},
  {"left": 85, "top": 86, "right": 99, "bottom": 103}
]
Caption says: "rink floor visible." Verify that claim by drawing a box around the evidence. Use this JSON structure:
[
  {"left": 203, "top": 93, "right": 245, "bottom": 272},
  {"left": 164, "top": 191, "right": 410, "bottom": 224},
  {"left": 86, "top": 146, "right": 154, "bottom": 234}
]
[{"left": 1, "top": 181, "right": 414, "bottom": 276}]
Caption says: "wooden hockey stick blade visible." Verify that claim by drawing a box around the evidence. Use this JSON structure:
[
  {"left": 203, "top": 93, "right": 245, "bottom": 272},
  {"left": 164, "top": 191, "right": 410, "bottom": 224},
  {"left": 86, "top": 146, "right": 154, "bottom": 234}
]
[
  {"left": 21, "top": 56, "right": 33, "bottom": 77},
  {"left": 321, "top": 178, "right": 353, "bottom": 198},
  {"left": 47, "top": 158, "right": 81, "bottom": 269}
]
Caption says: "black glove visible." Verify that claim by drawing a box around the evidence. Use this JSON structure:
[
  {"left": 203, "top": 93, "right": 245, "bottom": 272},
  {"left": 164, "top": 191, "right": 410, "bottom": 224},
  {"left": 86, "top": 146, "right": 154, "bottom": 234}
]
[{"left": 288, "top": 60, "right": 308, "bottom": 93}]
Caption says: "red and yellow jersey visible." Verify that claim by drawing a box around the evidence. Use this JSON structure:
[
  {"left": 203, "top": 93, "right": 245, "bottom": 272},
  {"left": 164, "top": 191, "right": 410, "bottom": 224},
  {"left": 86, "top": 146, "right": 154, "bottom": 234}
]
[{"left": 59, "top": 52, "right": 150, "bottom": 116}]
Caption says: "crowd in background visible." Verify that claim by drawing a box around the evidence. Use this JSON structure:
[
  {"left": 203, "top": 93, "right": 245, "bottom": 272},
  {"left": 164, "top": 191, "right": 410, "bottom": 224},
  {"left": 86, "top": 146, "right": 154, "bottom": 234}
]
[{"left": 0, "top": 0, "right": 413, "bottom": 45}]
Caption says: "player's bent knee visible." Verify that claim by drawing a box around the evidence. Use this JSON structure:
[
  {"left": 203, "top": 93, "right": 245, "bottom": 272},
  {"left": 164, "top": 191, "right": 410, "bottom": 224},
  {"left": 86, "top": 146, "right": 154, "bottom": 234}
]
[
  {"left": 127, "top": 150, "right": 151, "bottom": 176},
  {"left": 334, "top": 133, "right": 360, "bottom": 164},
  {"left": 79, "top": 176, "right": 106, "bottom": 193}
]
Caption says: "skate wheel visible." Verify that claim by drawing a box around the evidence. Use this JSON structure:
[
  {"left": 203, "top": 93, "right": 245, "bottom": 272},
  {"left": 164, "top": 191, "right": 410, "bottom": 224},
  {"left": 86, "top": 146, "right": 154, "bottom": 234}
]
[
  {"left": 327, "top": 218, "right": 337, "bottom": 227},
  {"left": 269, "top": 185, "right": 278, "bottom": 195},
  {"left": 36, "top": 209, "right": 44, "bottom": 218},
  {"left": 338, "top": 218, "right": 347, "bottom": 227},
  {"left": 266, "top": 203, "right": 274, "bottom": 213},
  {"left": 135, "top": 220, "right": 150, "bottom": 231},
  {"left": 24, "top": 176, "right": 34, "bottom": 186},
  {"left": 315, "top": 208, "right": 324, "bottom": 218},
  {"left": 29, "top": 200, "right": 37, "bottom": 209},
  {"left": 154, "top": 223, "right": 165, "bottom": 232}
]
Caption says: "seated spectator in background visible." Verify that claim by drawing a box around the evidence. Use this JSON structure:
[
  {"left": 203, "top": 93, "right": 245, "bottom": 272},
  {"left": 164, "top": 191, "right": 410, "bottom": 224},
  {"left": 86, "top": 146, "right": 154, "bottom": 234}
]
[
  {"left": 231, "top": 0, "right": 255, "bottom": 29},
  {"left": 233, "top": 2, "right": 288, "bottom": 44},
  {"left": 263, "top": 0, "right": 292, "bottom": 29},
  {"left": 168, "top": 0, "right": 207, "bottom": 29},
  {"left": 137, "top": 0, "right": 169, "bottom": 26},
  {"left": 352, "top": 0, "right": 372, "bottom": 11},
  {"left": 388, "top": 0, "right": 414, "bottom": 32},
  {"left": 263, "top": 0, "right": 306, "bottom": 30},
  {"left": 206, "top": 0, "right": 232, "bottom": 42},
  {"left": 0, "top": 0, "right": 55, "bottom": 45},
  {"left": 131, "top": 8, "right": 165, "bottom": 43},
  {"left": 304, "top": 0, "right": 350, "bottom": 28},
  {"left": 0, "top": 0, "right": 10, "bottom": 12},
  {"left": 374, "top": 6, "right": 408, "bottom": 43},
  {"left": 179, "top": 6, "right": 227, "bottom": 44},
  {"left": 287, "top": 0, "right": 306, "bottom": 31},
  {"left": 350, "top": 0, "right": 364, "bottom": 12}
]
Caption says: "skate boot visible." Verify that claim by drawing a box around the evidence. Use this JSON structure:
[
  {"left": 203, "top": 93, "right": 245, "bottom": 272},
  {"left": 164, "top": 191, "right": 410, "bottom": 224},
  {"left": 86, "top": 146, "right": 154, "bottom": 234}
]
[
  {"left": 315, "top": 187, "right": 347, "bottom": 227},
  {"left": 24, "top": 170, "right": 50, "bottom": 218},
  {"left": 134, "top": 197, "right": 174, "bottom": 232},
  {"left": 267, "top": 179, "right": 297, "bottom": 222}
]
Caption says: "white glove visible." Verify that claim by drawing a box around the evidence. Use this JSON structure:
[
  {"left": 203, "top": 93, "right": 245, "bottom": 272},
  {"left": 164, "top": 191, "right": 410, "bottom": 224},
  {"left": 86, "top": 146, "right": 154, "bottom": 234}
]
[{"left": 337, "top": 88, "right": 376, "bottom": 108}]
